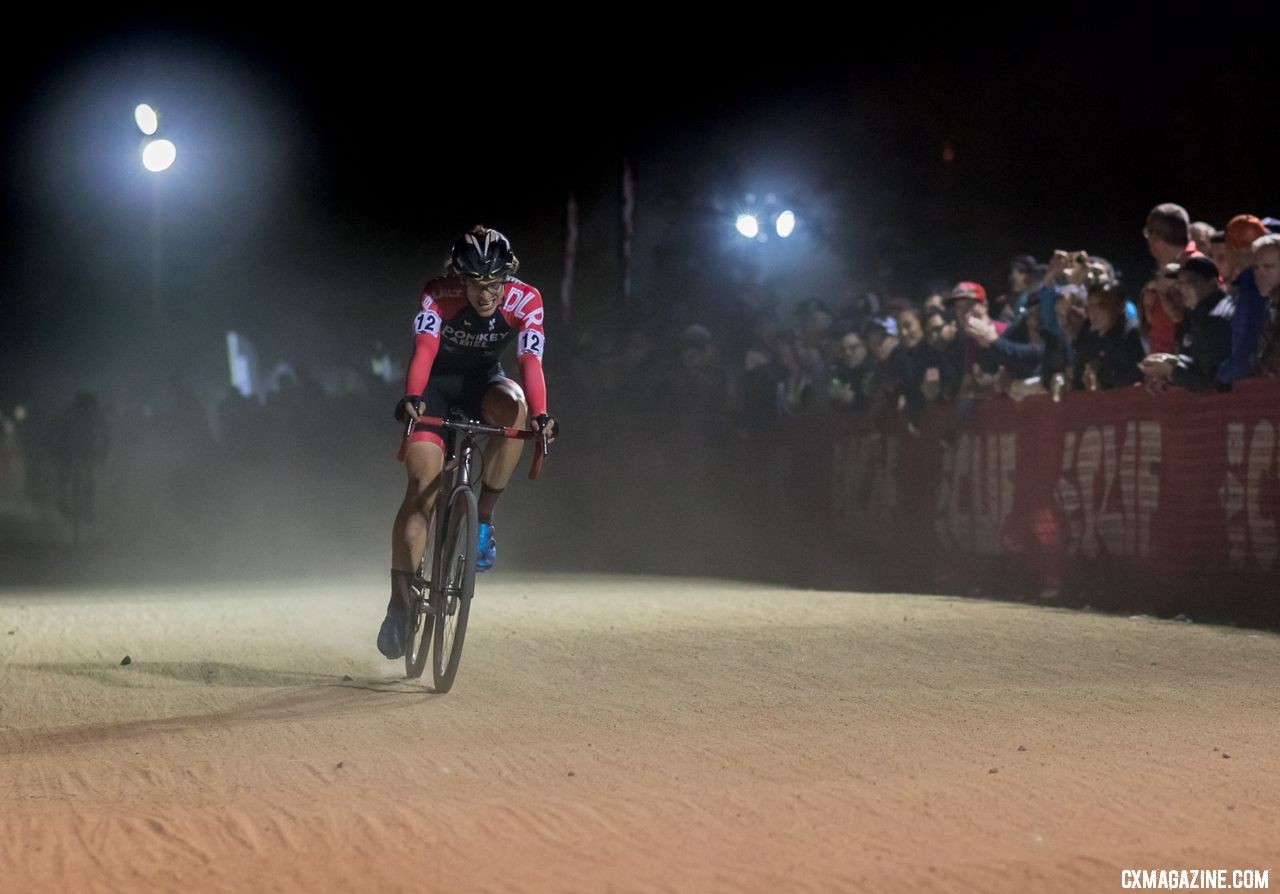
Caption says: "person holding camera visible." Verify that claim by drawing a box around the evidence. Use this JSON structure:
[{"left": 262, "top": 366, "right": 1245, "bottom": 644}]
[
  {"left": 1142, "top": 203, "right": 1203, "bottom": 354},
  {"left": 1075, "top": 284, "right": 1145, "bottom": 391},
  {"left": 1140, "top": 256, "right": 1234, "bottom": 393}
]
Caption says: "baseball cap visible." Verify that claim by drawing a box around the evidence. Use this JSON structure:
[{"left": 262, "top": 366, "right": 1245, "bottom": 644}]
[
  {"left": 1179, "top": 255, "right": 1221, "bottom": 280},
  {"left": 1225, "top": 214, "right": 1267, "bottom": 248},
  {"left": 947, "top": 282, "right": 988, "bottom": 304}
]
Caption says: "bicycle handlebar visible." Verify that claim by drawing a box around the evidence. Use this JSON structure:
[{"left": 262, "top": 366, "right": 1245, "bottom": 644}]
[{"left": 399, "top": 414, "right": 550, "bottom": 480}]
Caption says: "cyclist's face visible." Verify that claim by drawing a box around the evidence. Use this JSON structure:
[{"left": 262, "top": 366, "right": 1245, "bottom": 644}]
[{"left": 465, "top": 278, "right": 504, "bottom": 316}]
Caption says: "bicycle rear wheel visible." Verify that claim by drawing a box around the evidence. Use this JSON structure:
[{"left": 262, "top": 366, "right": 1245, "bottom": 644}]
[
  {"left": 432, "top": 486, "right": 477, "bottom": 693},
  {"left": 403, "top": 563, "right": 434, "bottom": 679}
]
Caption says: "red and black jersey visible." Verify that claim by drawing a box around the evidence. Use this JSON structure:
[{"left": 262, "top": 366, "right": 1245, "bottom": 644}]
[{"left": 403, "top": 276, "right": 548, "bottom": 416}]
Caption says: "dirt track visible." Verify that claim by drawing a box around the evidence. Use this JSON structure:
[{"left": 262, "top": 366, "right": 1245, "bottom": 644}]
[{"left": 1, "top": 575, "right": 1277, "bottom": 893}]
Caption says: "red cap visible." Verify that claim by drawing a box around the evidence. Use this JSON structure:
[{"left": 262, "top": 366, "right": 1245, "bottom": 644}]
[
  {"left": 1226, "top": 214, "right": 1267, "bottom": 248},
  {"left": 948, "top": 281, "right": 987, "bottom": 304}
]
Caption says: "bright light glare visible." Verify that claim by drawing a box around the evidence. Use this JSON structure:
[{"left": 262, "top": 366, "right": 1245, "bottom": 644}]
[
  {"left": 135, "top": 104, "right": 158, "bottom": 135},
  {"left": 735, "top": 214, "right": 760, "bottom": 239},
  {"left": 775, "top": 210, "right": 796, "bottom": 238},
  {"left": 142, "top": 139, "right": 177, "bottom": 172}
]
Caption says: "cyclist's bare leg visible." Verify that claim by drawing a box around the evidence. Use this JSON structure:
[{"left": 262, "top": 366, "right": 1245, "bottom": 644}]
[
  {"left": 479, "top": 380, "right": 528, "bottom": 492},
  {"left": 379, "top": 439, "right": 446, "bottom": 657},
  {"left": 391, "top": 440, "right": 445, "bottom": 572}
]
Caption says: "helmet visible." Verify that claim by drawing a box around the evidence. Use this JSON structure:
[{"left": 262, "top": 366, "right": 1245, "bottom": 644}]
[{"left": 450, "top": 226, "right": 516, "bottom": 280}]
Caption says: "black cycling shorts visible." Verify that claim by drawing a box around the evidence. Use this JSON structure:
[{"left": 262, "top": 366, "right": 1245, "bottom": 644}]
[{"left": 410, "top": 364, "right": 507, "bottom": 445}]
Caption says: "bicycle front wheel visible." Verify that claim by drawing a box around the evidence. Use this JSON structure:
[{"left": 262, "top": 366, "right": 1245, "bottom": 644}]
[
  {"left": 432, "top": 486, "right": 477, "bottom": 693},
  {"left": 404, "top": 507, "right": 441, "bottom": 679}
]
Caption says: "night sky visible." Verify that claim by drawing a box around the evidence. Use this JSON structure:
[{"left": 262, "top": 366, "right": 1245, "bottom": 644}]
[{"left": 4, "top": 19, "right": 1278, "bottom": 404}]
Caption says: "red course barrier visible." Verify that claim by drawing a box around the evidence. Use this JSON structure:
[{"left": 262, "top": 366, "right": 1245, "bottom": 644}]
[{"left": 798, "top": 379, "right": 1280, "bottom": 625}]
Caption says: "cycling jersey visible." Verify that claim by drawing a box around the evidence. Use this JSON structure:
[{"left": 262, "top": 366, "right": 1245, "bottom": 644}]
[{"left": 404, "top": 276, "right": 547, "bottom": 417}]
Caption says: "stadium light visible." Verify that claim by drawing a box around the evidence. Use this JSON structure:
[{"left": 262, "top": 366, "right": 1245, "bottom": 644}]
[
  {"left": 775, "top": 210, "right": 796, "bottom": 238},
  {"left": 134, "top": 103, "right": 159, "bottom": 135},
  {"left": 142, "top": 139, "right": 177, "bottom": 172}
]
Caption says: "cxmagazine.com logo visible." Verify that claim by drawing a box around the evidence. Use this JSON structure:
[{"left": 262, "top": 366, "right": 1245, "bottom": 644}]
[{"left": 1121, "top": 868, "right": 1270, "bottom": 889}]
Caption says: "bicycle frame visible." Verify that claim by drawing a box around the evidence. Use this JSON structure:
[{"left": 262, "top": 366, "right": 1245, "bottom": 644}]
[
  {"left": 399, "top": 411, "right": 551, "bottom": 687},
  {"left": 428, "top": 419, "right": 480, "bottom": 596}
]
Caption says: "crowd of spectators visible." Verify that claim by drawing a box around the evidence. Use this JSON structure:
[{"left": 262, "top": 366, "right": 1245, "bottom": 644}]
[
  {"left": 594, "top": 202, "right": 1280, "bottom": 437},
  {"left": 5, "top": 200, "right": 1279, "bottom": 572}
]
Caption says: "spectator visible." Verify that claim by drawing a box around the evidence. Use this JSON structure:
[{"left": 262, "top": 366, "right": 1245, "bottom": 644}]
[
  {"left": 1139, "top": 268, "right": 1185, "bottom": 354},
  {"left": 923, "top": 309, "right": 953, "bottom": 350},
  {"left": 1209, "top": 230, "right": 1229, "bottom": 276},
  {"left": 994, "top": 255, "right": 1039, "bottom": 323},
  {"left": 922, "top": 310, "right": 961, "bottom": 400},
  {"left": 1190, "top": 220, "right": 1216, "bottom": 255},
  {"left": 897, "top": 307, "right": 948, "bottom": 403},
  {"left": 966, "top": 303, "right": 1044, "bottom": 381},
  {"left": 1145, "top": 203, "right": 1200, "bottom": 267},
  {"left": 737, "top": 311, "right": 794, "bottom": 430},
  {"left": 1030, "top": 251, "right": 1093, "bottom": 392},
  {"left": 896, "top": 308, "right": 925, "bottom": 350},
  {"left": 827, "top": 331, "right": 874, "bottom": 413},
  {"left": 1002, "top": 303, "right": 1055, "bottom": 399},
  {"left": 1223, "top": 214, "right": 1268, "bottom": 285},
  {"left": 792, "top": 301, "right": 834, "bottom": 410},
  {"left": 865, "top": 317, "right": 928, "bottom": 426},
  {"left": 656, "top": 325, "right": 727, "bottom": 417},
  {"left": 1081, "top": 254, "right": 1120, "bottom": 290},
  {"left": 1218, "top": 221, "right": 1273, "bottom": 387},
  {"left": 1247, "top": 234, "right": 1280, "bottom": 377},
  {"left": 922, "top": 291, "right": 947, "bottom": 317},
  {"left": 946, "top": 281, "right": 1006, "bottom": 366},
  {"left": 1144, "top": 204, "right": 1199, "bottom": 353},
  {"left": 1141, "top": 256, "right": 1234, "bottom": 392},
  {"left": 1047, "top": 285, "right": 1091, "bottom": 393},
  {"left": 1075, "top": 284, "right": 1145, "bottom": 390}
]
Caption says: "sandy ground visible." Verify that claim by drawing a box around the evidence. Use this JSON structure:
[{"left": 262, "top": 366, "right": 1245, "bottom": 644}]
[{"left": 1, "top": 575, "right": 1277, "bottom": 894}]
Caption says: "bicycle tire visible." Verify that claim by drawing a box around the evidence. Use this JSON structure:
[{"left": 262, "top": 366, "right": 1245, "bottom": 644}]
[
  {"left": 403, "top": 561, "right": 435, "bottom": 679},
  {"left": 432, "top": 485, "right": 477, "bottom": 693},
  {"left": 403, "top": 497, "right": 445, "bottom": 679}
]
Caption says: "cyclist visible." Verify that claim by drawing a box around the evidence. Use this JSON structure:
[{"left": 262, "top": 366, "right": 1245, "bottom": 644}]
[{"left": 378, "top": 226, "right": 557, "bottom": 659}]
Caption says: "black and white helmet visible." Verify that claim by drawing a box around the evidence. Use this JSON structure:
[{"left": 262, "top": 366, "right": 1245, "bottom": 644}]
[{"left": 450, "top": 226, "right": 516, "bottom": 279}]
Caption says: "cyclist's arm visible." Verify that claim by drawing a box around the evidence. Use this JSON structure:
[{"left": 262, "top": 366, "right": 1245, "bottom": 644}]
[
  {"left": 514, "top": 299, "right": 548, "bottom": 418},
  {"left": 405, "top": 298, "right": 443, "bottom": 396},
  {"left": 517, "top": 352, "right": 546, "bottom": 418}
]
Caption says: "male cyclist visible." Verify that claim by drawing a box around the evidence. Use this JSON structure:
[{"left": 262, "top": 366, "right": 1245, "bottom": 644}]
[{"left": 378, "top": 226, "right": 557, "bottom": 659}]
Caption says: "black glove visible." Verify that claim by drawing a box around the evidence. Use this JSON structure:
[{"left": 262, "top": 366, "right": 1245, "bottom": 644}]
[
  {"left": 533, "top": 412, "right": 560, "bottom": 440},
  {"left": 394, "top": 396, "right": 424, "bottom": 423}
]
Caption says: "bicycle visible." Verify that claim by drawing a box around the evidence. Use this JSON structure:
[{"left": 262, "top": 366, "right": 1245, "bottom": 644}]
[{"left": 400, "top": 411, "right": 550, "bottom": 692}]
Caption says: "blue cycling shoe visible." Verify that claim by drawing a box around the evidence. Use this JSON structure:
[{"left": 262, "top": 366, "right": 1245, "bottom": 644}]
[
  {"left": 477, "top": 522, "right": 497, "bottom": 573},
  {"left": 377, "top": 593, "right": 407, "bottom": 659}
]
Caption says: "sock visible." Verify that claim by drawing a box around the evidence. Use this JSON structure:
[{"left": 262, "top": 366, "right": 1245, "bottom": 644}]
[
  {"left": 478, "top": 485, "right": 504, "bottom": 525},
  {"left": 389, "top": 568, "right": 414, "bottom": 608}
]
